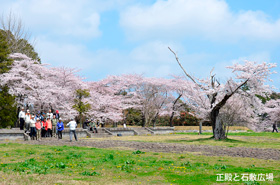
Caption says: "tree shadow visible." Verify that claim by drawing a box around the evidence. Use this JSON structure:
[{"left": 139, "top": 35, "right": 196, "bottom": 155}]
[{"left": 168, "top": 137, "right": 247, "bottom": 143}]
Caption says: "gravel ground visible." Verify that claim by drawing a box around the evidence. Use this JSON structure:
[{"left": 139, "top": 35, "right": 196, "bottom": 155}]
[{"left": 7, "top": 138, "right": 280, "bottom": 161}]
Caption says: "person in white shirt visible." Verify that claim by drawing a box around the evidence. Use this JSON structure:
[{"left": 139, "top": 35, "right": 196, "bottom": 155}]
[
  {"left": 30, "top": 115, "right": 36, "bottom": 140},
  {"left": 66, "top": 118, "right": 78, "bottom": 142},
  {"left": 25, "top": 110, "right": 31, "bottom": 133},
  {"left": 18, "top": 107, "right": 25, "bottom": 130},
  {"left": 46, "top": 109, "right": 53, "bottom": 120}
]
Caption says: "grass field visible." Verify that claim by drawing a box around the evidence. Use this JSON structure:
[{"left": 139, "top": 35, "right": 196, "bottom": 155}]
[
  {"left": 0, "top": 132, "right": 279, "bottom": 184},
  {"left": 84, "top": 132, "right": 280, "bottom": 150}
]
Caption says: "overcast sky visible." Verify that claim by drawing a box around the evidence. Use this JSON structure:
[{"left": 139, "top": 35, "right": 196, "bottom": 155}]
[{"left": 0, "top": 0, "right": 279, "bottom": 89}]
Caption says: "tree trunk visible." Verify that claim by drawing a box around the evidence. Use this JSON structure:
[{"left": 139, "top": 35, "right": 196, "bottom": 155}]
[
  {"left": 79, "top": 113, "right": 82, "bottom": 128},
  {"left": 141, "top": 113, "right": 146, "bottom": 127},
  {"left": 210, "top": 106, "right": 227, "bottom": 140},
  {"left": 169, "top": 94, "right": 182, "bottom": 127},
  {"left": 169, "top": 112, "right": 175, "bottom": 127},
  {"left": 199, "top": 121, "right": 203, "bottom": 134},
  {"left": 152, "top": 112, "right": 159, "bottom": 128},
  {"left": 213, "top": 117, "right": 226, "bottom": 140}
]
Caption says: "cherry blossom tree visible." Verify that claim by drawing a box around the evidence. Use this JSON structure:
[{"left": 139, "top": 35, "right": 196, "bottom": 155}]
[
  {"left": 169, "top": 47, "right": 277, "bottom": 139},
  {"left": 258, "top": 99, "right": 280, "bottom": 131},
  {"left": 87, "top": 74, "right": 184, "bottom": 127},
  {"left": 0, "top": 53, "right": 85, "bottom": 118}
]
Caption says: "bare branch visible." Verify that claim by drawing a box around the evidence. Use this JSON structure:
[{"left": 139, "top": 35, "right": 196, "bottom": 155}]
[{"left": 168, "top": 47, "right": 197, "bottom": 84}]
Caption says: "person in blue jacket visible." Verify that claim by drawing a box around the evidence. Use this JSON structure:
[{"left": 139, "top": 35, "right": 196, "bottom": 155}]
[{"left": 56, "top": 118, "right": 64, "bottom": 139}]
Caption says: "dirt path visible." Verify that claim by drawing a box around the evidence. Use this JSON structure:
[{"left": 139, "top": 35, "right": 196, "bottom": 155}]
[{"left": 7, "top": 138, "right": 279, "bottom": 161}]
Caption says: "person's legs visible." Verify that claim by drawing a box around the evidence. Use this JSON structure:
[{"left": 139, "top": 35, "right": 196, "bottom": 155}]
[
  {"left": 53, "top": 127, "right": 56, "bottom": 137},
  {"left": 36, "top": 129, "right": 40, "bottom": 140},
  {"left": 25, "top": 122, "right": 28, "bottom": 133},
  {"left": 27, "top": 123, "right": 30, "bottom": 133},
  {"left": 30, "top": 127, "right": 33, "bottom": 139},
  {"left": 31, "top": 127, "right": 36, "bottom": 139},
  {"left": 73, "top": 130, "right": 78, "bottom": 141},
  {"left": 50, "top": 129, "right": 53, "bottom": 137},
  {"left": 33, "top": 127, "right": 36, "bottom": 139},
  {"left": 39, "top": 130, "right": 41, "bottom": 140},
  {"left": 20, "top": 118, "right": 24, "bottom": 130},
  {"left": 69, "top": 130, "right": 73, "bottom": 141},
  {"left": 57, "top": 131, "right": 60, "bottom": 139}
]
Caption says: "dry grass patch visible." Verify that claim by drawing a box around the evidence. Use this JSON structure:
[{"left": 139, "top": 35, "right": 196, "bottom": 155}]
[{"left": 84, "top": 133, "right": 280, "bottom": 149}]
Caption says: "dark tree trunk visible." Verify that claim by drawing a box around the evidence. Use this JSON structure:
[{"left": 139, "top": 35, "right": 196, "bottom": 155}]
[
  {"left": 169, "top": 94, "right": 182, "bottom": 127},
  {"left": 169, "top": 112, "right": 175, "bottom": 127},
  {"left": 141, "top": 113, "right": 146, "bottom": 127},
  {"left": 210, "top": 93, "right": 233, "bottom": 140},
  {"left": 210, "top": 79, "right": 249, "bottom": 139}
]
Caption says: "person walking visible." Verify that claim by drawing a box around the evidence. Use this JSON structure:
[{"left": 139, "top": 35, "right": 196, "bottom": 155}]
[
  {"left": 67, "top": 118, "right": 78, "bottom": 142},
  {"left": 51, "top": 115, "right": 58, "bottom": 137},
  {"left": 30, "top": 115, "right": 36, "bottom": 140},
  {"left": 272, "top": 122, "right": 278, "bottom": 133},
  {"left": 56, "top": 118, "right": 64, "bottom": 139},
  {"left": 35, "top": 118, "right": 42, "bottom": 141},
  {"left": 46, "top": 117, "right": 52, "bottom": 137},
  {"left": 24, "top": 110, "right": 31, "bottom": 133},
  {"left": 18, "top": 107, "right": 25, "bottom": 130}
]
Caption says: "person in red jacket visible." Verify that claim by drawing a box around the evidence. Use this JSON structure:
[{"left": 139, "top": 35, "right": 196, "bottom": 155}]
[
  {"left": 35, "top": 118, "right": 42, "bottom": 141},
  {"left": 42, "top": 118, "right": 47, "bottom": 137},
  {"left": 46, "top": 117, "right": 52, "bottom": 137}
]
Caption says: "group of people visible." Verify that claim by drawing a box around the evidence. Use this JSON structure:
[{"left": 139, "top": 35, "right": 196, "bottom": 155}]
[
  {"left": 83, "top": 119, "right": 99, "bottom": 133},
  {"left": 18, "top": 108, "right": 78, "bottom": 142},
  {"left": 83, "top": 117, "right": 108, "bottom": 133}
]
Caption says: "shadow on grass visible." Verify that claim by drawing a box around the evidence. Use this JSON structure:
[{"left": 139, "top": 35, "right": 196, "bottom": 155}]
[{"left": 168, "top": 137, "right": 247, "bottom": 143}]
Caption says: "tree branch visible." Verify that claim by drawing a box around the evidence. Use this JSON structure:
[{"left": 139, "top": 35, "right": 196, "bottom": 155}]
[{"left": 168, "top": 47, "right": 197, "bottom": 84}]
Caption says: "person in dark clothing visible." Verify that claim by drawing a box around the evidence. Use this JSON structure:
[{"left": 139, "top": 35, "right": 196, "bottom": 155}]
[
  {"left": 83, "top": 119, "right": 89, "bottom": 129},
  {"left": 272, "top": 122, "right": 278, "bottom": 133},
  {"left": 18, "top": 107, "right": 25, "bottom": 130}
]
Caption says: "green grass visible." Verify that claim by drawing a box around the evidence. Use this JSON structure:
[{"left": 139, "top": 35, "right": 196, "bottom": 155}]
[
  {"left": 0, "top": 142, "right": 279, "bottom": 184},
  {"left": 167, "top": 132, "right": 280, "bottom": 149}
]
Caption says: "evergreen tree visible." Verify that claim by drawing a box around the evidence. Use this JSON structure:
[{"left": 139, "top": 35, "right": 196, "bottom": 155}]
[
  {"left": 0, "top": 30, "right": 17, "bottom": 128},
  {"left": 0, "top": 29, "right": 40, "bottom": 62},
  {"left": 73, "top": 89, "right": 91, "bottom": 127},
  {"left": 0, "top": 30, "right": 12, "bottom": 73},
  {"left": 0, "top": 85, "right": 17, "bottom": 128}
]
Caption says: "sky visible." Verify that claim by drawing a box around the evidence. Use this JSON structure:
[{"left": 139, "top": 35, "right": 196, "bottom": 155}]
[{"left": 0, "top": 0, "right": 279, "bottom": 90}]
